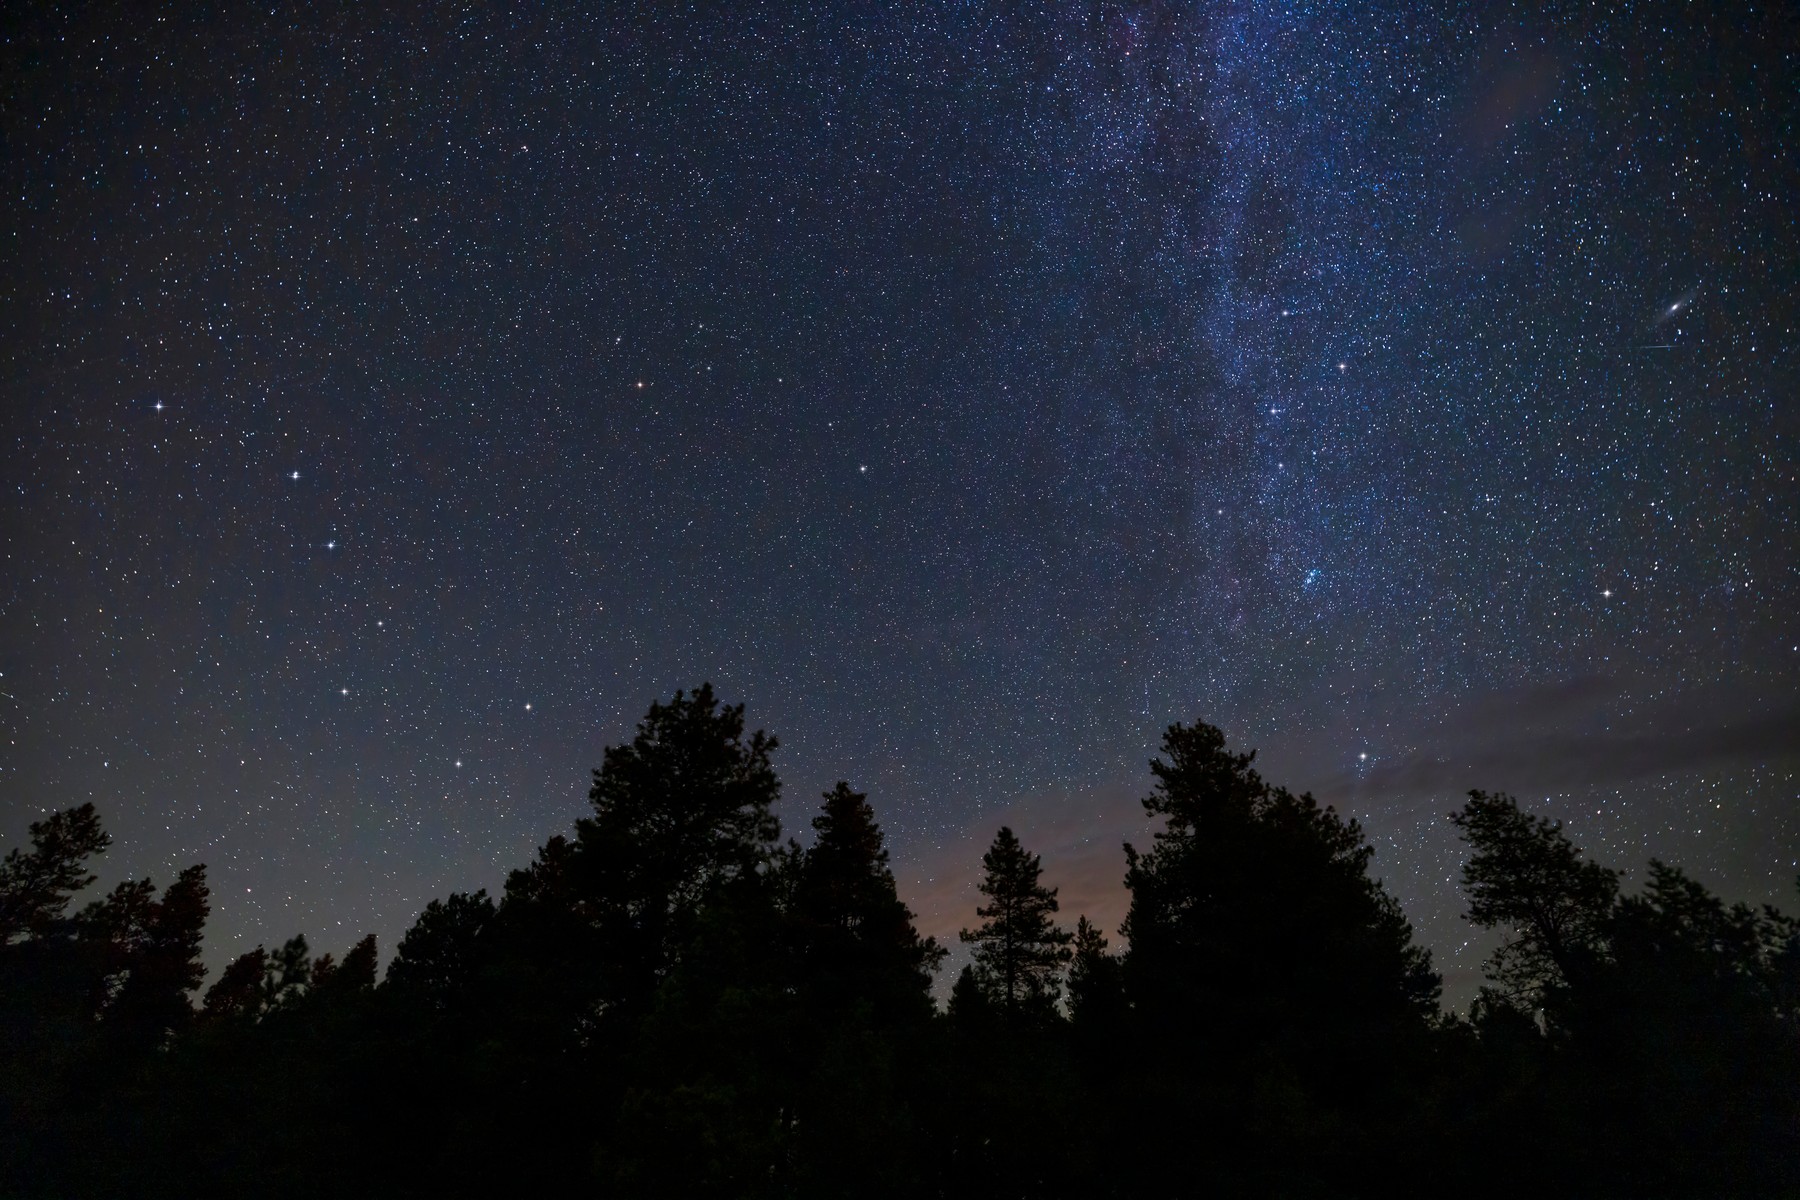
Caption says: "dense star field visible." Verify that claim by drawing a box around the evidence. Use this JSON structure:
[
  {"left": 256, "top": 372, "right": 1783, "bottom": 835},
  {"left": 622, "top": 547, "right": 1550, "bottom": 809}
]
[{"left": 2, "top": 4, "right": 1795, "bottom": 1000}]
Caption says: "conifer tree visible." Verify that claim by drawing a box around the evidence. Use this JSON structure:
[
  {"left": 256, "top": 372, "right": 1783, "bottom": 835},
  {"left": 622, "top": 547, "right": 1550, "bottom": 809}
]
[
  {"left": 792, "top": 781, "right": 944, "bottom": 1015},
  {"left": 0, "top": 804, "right": 111, "bottom": 943},
  {"left": 310, "top": 934, "right": 378, "bottom": 1000},
  {"left": 384, "top": 890, "right": 496, "bottom": 1013},
  {"left": 91, "top": 864, "right": 210, "bottom": 1039},
  {"left": 1117, "top": 720, "right": 1440, "bottom": 1194},
  {"left": 946, "top": 962, "right": 992, "bottom": 1025},
  {"left": 562, "top": 683, "right": 783, "bottom": 1002},
  {"left": 959, "top": 827, "right": 1071, "bottom": 1017},
  {"left": 1122, "top": 720, "right": 1439, "bottom": 1036},
  {"left": 1450, "top": 789, "right": 1620, "bottom": 1011},
  {"left": 1066, "top": 915, "right": 1123, "bottom": 1032},
  {"left": 203, "top": 947, "right": 271, "bottom": 1021}
]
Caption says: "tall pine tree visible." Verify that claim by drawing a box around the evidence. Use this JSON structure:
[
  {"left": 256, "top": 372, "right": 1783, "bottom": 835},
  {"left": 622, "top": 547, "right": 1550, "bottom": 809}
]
[
  {"left": 959, "top": 827, "right": 1071, "bottom": 1019},
  {"left": 1119, "top": 719, "right": 1440, "bottom": 1193},
  {"left": 792, "top": 782, "right": 944, "bottom": 1019}
]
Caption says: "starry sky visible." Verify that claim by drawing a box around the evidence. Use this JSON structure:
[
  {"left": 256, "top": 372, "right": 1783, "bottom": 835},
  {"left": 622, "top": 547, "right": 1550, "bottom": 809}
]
[{"left": 4, "top": 2, "right": 1795, "bottom": 1003}]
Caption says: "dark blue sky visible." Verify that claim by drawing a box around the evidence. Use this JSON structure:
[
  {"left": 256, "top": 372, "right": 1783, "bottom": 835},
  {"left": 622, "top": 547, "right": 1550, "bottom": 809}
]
[{"left": 4, "top": 2, "right": 1795, "bottom": 1003}]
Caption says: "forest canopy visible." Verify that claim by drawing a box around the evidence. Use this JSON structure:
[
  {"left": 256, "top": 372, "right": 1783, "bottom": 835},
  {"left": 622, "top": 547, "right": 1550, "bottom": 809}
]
[{"left": 2, "top": 685, "right": 1796, "bottom": 1198}]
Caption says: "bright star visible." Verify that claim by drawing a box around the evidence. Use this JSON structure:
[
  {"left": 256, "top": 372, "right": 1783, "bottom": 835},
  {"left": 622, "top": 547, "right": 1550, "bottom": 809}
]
[{"left": 290, "top": 471, "right": 300, "bottom": 480}]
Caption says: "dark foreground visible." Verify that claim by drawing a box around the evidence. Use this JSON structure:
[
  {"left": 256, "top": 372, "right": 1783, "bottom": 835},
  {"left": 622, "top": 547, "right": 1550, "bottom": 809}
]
[{"left": 4, "top": 686, "right": 1796, "bottom": 1197}]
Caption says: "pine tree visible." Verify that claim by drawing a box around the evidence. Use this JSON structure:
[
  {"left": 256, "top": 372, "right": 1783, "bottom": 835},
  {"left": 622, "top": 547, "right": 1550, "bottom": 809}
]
[
  {"left": 0, "top": 804, "right": 111, "bottom": 943},
  {"left": 1066, "top": 916, "right": 1123, "bottom": 1033},
  {"left": 1118, "top": 720, "right": 1441, "bottom": 1193},
  {"left": 791, "top": 781, "right": 944, "bottom": 1016},
  {"left": 203, "top": 947, "right": 271, "bottom": 1021},
  {"left": 1450, "top": 789, "right": 1619, "bottom": 1011},
  {"left": 946, "top": 962, "right": 992, "bottom": 1025},
  {"left": 384, "top": 890, "right": 496, "bottom": 1013},
  {"left": 310, "top": 934, "right": 378, "bottom": 1001},
  {"left": 959, "top": 827, "right": 1071, "bottom": 1018},
  {"left": 762, "top": 784, "right": 948, "bottom": 1196},
  {"left": 448, "top": 687, "right": 788, "bottom": 1192},
  {"left": 1122, "top": 720, "right": 1439, "bottom": 1036},
  {"left": 563, "top": 683, "right": 783, "bottom": 1002},
  {"left": 92, "top": 864, "right": 210, "bottom": 1040}
]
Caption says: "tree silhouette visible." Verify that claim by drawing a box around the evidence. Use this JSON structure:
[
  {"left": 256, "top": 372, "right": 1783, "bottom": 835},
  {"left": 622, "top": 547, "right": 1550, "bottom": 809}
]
[
  {"left": 83, "top": 864, "right": 210, "bottom": 1042},
  {"left": 0, "top": 803, "right": 111, "bottom": 943},
  {"left": 959, "top": 826, "right": 1071, "bottom": 1019},
  {"left": 791, "top": 781, "right": 945, "bottom": 1018},
  {"left": 563, "top": 682, "right": 783, "bottom": 1006},
  {"left": 764, "top": 782, "right": 949, "bottom": 1196},
  {"left": 309, "top": 933, "right": 377, "bottom": 1000},
  {"left": 1066, "top": 916, "right": 1123, "bottom": 1033},
  {"left": 8, "top": 701, "right": 1800, "bottom": 1200},
  {"left": 1123, "top": 721, "right": 1439, "bottom": 1032},
  {"left": 391, "top": 684, "right": 793, "bottom": 1194},
  {"left": 1450, "top": 792, "right": 1800, "bottom": 1195},
  {"left": 1119, "top": 720, "right": 1440, "bottom": 1193},
  {"left": 0, "top": 808, "right": 119, "bottom": 1192},
  {"left": 945, "top": 839, "right": 1084, "bottom": 1200},
  {"left": 1123, "top": 723, "right": 1432, "bottom": 1043},
  {"left": 1450, "top": 789, "right": 1620, "bottom": 1014},
  {"left": 203, "top": 946, "right": 271, "bottom": 1022},
  {"left": 1595, "top": 861, "right": 1800, "bottom": 1193},
  {"left": 384, "top": 890, "right": 496, "bottom": 1014},
  {"left": 942, "top": 962, "right": 985, "bottom": 1023}
]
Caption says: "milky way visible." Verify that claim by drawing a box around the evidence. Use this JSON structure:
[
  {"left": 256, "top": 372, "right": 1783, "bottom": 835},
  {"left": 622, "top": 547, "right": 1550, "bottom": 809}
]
[{"left": 4, "top": 4, "right": 1794, "bottom": 1001}]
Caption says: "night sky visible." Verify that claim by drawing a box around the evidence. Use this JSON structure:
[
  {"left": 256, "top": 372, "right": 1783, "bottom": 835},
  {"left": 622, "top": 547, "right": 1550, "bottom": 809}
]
[{"left": 4, "top": 3, "right": 1795, "bottom": 1004}]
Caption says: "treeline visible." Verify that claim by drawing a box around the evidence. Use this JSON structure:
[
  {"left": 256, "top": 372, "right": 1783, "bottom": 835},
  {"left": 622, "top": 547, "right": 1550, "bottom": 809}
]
[{"left": 2, "top": 685, "right": 1796, "bottom": 1197}]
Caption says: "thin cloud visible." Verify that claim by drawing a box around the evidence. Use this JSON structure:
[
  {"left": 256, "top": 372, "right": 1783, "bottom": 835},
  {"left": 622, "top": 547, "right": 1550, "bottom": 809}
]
[{"left": 1312, "top": 680, "right": 1800, "bottom": 806}]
